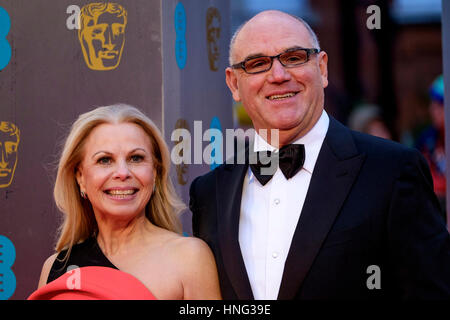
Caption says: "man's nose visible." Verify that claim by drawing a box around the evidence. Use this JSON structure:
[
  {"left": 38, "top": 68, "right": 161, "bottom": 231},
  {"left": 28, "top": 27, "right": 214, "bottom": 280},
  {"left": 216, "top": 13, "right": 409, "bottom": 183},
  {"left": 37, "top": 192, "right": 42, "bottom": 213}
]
[
  {"left": 113, "top": 160, "right": 131, "bottom": 180},
  {"left": 267, "top": 59, "right": 291, "bottom": 83}
]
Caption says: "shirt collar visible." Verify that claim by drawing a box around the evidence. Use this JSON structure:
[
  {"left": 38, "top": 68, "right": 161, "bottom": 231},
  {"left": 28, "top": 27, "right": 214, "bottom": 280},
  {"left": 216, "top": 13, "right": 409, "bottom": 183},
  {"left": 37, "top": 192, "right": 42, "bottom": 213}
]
[{"left": 253, "top": 110, "right": 330, "bottom": 174}]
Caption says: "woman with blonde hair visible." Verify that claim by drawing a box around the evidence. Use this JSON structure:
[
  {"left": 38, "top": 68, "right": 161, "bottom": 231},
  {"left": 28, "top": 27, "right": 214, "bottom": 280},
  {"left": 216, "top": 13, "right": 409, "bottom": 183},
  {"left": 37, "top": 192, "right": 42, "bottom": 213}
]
[{"left": 32, "top": 104, "right": 221, "bottom": 299}]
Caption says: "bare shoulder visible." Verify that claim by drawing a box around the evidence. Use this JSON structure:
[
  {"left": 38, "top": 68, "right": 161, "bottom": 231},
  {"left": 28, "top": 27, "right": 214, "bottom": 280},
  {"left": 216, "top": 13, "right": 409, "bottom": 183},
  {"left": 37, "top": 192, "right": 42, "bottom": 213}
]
[
  {"left": 151, "top": 226, "right": 212, "bottom": 257},
  {"left": 166, "top": 236, "right": 221, "bottom": 299},
  {"left": 168, "top": 235, "right": 214, "bottom": 261},
  {"left": 37, "top": 253, "right": 58, "bottom": 289},
  {"left": 164, "top": 234, "right": 217, "bottom": 275}
]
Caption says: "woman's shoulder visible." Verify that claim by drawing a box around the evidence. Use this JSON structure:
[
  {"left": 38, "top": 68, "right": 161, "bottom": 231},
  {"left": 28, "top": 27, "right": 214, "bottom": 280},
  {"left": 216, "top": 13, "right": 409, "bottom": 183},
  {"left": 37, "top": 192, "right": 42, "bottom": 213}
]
[
  {"left": 163, "top": 233, "right": 214, "bottom": 266},
  {"left": 44, "top": 237, "right": 117, "bottom": 285},
  {"left": 37, "top": 240, "right": 88, "bottom": 288},
  {"left": 37, "top": 253, "right": 59, "bottom": 288},
  {"left": 160, "top": 234, "right": 221, "bottom": 299}
]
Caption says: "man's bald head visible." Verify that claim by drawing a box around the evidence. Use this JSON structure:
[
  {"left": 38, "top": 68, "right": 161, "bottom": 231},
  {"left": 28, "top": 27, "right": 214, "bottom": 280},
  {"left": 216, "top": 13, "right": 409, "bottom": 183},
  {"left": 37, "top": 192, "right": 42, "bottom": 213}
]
[{"left": 229, "top": 10, "right": 320, "bottom": 66}]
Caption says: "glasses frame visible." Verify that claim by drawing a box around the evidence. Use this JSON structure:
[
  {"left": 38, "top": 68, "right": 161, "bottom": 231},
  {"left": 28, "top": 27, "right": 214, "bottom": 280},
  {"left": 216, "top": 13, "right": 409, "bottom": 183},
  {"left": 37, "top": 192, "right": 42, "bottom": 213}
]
[{"left": 230, "top": 47, "right": 320, "bottom": 74}]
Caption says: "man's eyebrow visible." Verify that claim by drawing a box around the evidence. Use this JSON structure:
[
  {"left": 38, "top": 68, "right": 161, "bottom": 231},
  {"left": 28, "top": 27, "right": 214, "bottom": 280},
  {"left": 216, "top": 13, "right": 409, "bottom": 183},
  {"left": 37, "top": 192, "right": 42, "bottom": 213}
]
[
  {"left": 242, "top": 52, "right": 265, "bottom": 61},
  {"left": 241, "top": 46, "right": 304, "bottom": 61}
]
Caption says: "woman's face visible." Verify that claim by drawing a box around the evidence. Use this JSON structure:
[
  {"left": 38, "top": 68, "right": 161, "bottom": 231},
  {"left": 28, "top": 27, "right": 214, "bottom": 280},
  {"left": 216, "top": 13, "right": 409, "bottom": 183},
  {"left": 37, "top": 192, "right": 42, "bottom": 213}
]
[{"left": 76, "top": 122, "right": 156, "bottom": 221}]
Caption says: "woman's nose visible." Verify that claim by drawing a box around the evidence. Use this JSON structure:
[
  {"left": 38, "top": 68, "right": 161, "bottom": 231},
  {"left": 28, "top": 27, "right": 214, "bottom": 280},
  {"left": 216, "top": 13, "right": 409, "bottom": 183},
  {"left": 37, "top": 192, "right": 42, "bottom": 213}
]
[{"left": 112, "top": 160, "right": 131, "bottom": 180}]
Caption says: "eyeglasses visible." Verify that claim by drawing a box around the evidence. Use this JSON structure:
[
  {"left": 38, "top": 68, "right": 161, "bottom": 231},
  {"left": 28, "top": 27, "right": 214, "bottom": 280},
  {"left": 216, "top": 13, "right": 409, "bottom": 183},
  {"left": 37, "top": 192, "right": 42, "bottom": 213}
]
[{"left": 230, "top": 47, "right": 319, "bottom": 74}]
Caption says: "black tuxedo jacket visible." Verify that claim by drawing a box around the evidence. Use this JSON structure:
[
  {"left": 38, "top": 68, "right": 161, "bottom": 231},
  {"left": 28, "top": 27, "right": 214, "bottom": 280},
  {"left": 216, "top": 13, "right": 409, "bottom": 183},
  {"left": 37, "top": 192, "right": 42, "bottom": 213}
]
[{"left": 189, "top": 117, "right": 450, "bottom": 299}]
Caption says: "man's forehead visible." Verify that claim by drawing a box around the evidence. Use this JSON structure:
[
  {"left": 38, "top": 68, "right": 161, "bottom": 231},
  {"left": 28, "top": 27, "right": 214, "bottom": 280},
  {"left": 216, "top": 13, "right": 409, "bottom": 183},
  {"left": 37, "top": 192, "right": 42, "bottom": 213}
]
[{"left": 233, "top": 17, "right": 312, "bottom": 59}]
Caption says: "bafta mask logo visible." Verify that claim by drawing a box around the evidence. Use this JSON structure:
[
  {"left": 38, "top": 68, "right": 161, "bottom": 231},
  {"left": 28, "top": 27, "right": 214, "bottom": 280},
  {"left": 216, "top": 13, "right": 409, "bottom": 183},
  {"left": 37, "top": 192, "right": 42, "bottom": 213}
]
[
  {"left": 78, "top": 3, "right": 127, "bottom": 71},
  {"left": 0, "top": 122, "right": 20, "bottom": 188},
  {"left": 206, "top": 7, "right": 221, "bottom": 71},
  {"left": 174, "top": 119, "right": 189, "bottom": 186}
]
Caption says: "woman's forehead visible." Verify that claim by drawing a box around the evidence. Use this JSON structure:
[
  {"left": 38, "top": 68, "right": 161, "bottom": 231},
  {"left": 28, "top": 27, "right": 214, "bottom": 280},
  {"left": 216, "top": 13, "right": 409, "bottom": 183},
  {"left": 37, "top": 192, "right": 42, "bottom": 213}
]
[{"left": 84, "top": 122, "right": 153, "bottom": 152}]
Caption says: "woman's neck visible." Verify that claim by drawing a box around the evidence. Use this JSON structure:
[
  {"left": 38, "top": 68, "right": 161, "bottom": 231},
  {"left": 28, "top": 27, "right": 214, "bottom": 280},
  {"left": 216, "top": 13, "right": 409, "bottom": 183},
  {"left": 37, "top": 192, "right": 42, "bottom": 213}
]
[{"left": 95, "top": 213, "right": 152, "bottom": 256}]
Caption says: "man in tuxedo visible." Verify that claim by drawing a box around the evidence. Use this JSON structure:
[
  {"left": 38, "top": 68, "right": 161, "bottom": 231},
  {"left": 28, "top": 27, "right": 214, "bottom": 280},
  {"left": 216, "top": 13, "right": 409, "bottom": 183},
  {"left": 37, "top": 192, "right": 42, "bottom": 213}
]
[{"left": 189, "top": 10, "right": 450, "bottom": 299}]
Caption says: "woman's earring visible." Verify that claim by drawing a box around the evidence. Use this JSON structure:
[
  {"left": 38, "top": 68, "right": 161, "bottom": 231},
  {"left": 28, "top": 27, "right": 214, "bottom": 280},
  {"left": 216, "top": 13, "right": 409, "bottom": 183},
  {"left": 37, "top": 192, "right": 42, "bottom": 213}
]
[{"left": 81, "top": 191, "right": 87, "bottom": 199}]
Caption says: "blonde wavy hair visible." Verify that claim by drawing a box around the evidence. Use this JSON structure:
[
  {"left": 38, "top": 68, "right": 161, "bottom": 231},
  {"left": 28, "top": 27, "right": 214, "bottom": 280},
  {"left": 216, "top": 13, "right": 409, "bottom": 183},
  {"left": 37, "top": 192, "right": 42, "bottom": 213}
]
[{"left": 54, "top": 104, "right": 184, "bottom": 254}]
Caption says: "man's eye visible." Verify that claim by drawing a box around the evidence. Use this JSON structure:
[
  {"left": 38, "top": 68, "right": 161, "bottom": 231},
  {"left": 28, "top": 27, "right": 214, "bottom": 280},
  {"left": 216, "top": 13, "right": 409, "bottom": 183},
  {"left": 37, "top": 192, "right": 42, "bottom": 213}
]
[
  {"left": 282, "top": 52, "right": 307, "bottom": 64},
  {"left": 286, "top": 55, "right": 302, "bottom": 62},
  {"left": 246, "top": 58, "right": 269, "bottom": 69}
]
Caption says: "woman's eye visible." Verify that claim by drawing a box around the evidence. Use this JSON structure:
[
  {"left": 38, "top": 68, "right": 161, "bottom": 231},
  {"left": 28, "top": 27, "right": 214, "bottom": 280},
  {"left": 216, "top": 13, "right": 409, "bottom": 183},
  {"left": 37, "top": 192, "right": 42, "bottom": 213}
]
[
  {"left": 130, "top": 155, "right": 144, "bottom": 163},
  {"left": 97, "top": 157, "right": 112, "bottom": 165}
]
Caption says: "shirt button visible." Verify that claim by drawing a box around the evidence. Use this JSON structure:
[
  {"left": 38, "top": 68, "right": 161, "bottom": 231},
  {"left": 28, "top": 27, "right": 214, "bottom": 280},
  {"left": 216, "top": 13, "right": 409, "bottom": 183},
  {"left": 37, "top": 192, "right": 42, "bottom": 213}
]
[
  {"left": 274, "top": 198, "right": 280, "bottom": 205},
  {"left": 272, "top": 252, "right": 279, "bottom": 259}
]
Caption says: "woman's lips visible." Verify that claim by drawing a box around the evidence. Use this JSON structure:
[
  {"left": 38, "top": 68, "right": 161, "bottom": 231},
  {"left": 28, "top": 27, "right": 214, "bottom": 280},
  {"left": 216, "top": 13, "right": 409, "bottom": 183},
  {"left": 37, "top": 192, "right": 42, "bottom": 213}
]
[{"left": 103, "top": 188, "right": 139, "bottom": 200}]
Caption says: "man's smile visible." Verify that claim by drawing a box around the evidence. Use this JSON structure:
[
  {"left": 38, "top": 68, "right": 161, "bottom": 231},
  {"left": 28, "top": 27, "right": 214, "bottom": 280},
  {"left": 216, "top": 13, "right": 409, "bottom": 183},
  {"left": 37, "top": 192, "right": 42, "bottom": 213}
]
[{"left": 267, "top": 92, "right": 299, "bottom": 100}]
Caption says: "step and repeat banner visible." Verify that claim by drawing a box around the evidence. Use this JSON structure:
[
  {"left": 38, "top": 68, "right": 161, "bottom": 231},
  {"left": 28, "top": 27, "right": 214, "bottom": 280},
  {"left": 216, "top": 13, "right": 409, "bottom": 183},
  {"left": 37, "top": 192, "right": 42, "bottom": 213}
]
[
  {"left": 162, "top": 0, "right": 232, "bottom": 234},
  {"left": 0, "top": 0, "right": 231, "bottom": 299}
]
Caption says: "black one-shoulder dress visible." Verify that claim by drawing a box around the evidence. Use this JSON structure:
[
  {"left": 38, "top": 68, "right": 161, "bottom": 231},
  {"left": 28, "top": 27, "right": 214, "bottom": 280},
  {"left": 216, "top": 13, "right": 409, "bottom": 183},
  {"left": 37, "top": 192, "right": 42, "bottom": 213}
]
[{"left": 47, "top": 237, "right": 117, "bottom": 284}]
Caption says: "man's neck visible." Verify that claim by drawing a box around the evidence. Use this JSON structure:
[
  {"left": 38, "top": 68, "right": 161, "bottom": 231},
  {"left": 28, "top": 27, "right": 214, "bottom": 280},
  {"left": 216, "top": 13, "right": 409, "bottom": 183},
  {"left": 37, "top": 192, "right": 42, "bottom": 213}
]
[{"left": 256, "top": 110, "right": 324, "bottom": 148}]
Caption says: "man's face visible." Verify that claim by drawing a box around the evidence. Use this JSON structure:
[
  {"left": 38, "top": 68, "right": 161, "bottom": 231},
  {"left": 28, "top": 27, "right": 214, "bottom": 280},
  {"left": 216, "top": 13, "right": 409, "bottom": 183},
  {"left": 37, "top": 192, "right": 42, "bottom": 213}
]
[
  {"left": 0, "top": 126, "right": 19, "bottom": 188},
  {"left": 79, "top": 11, "right": 126, "bottom": 70},
  {"left": 226, "top": 13, "right": 328, "bottom": 144}
]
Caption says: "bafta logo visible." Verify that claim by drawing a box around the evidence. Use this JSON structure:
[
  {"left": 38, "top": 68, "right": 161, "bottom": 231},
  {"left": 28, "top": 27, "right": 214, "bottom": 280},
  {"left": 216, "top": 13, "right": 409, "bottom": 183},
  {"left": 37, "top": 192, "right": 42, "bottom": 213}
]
[
  {"left": 78, "top": 3, "right": 127, "bottom": 71},
  {"left": 174, "top": 119, "right": 189, "bottom": 186},
  {"left": 0, "top": 121, "right": 20, "bottom": 188},
  {"left": 206, "top": 7, "right": 221, "bottom": 72}
]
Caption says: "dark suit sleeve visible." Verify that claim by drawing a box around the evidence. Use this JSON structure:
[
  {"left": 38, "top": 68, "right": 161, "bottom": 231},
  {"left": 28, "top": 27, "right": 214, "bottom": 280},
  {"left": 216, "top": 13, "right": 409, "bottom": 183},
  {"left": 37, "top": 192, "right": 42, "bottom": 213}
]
[{"left": 387, "top": 148, "right": 450, "bottom": 299}]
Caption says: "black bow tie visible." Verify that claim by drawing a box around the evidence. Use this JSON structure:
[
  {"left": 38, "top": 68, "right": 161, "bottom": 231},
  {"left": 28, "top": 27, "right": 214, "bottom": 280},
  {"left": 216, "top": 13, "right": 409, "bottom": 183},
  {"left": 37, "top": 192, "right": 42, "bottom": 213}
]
[{"left": 249, "top": 144, "right": 305, "bottom": 186}]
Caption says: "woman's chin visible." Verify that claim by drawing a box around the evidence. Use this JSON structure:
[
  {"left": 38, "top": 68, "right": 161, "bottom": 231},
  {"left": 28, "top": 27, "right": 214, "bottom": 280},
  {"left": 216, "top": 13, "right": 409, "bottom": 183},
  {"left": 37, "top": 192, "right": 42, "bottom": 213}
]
[{"left": 95, "top": 206, "right": 146, "bottom": 221}]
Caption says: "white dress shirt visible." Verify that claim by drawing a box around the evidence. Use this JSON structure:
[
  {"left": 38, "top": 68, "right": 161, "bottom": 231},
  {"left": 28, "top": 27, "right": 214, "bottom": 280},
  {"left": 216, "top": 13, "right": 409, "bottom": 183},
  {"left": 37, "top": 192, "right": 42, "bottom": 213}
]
[{"left": 239, "top": 110, "right": 330, "bottom": 300}]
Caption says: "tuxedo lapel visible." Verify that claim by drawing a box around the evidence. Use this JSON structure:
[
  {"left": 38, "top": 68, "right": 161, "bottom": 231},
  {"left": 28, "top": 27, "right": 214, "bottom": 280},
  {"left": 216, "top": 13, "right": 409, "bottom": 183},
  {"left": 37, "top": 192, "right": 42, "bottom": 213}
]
[
  {"left": 277, "top": 117, "right": 366, "bottom": 299},
  {"left": 216, "top": 161, "right": 254, "bottom": 300}
]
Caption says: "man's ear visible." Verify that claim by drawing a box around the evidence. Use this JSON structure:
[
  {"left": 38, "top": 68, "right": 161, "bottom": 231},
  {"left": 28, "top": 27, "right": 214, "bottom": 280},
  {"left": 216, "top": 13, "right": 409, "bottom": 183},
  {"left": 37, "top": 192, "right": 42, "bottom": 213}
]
[
  {"left": 225, "top": 67, "right": 241, "bottom": 102},
  {"left": 318, "top": 51, "right": 329, "bottom": 88}
]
